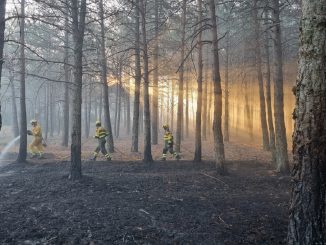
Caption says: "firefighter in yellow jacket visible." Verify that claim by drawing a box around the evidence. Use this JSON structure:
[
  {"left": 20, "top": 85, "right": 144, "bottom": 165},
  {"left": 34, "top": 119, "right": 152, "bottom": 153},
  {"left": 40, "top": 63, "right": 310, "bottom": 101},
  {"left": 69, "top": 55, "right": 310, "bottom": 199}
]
[
  {"left": 27, "top": 119, "right": 44, "bottom": 159},
  {"left": 161, "top": 124, "right": 180, "bottom": 161},
  {"left": 91, "top": 121, "right": 111, "bottom": 161}
]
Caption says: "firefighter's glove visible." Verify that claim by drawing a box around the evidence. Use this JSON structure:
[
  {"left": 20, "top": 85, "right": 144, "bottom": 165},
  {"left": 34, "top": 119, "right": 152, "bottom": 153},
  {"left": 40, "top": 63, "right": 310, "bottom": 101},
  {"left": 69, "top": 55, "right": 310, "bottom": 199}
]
[
  {"left": 94, "top": 136, "right": 99, "bottom": 139},
  {"left": 27, "top": 130, "right": 33, "bottom": 135}
]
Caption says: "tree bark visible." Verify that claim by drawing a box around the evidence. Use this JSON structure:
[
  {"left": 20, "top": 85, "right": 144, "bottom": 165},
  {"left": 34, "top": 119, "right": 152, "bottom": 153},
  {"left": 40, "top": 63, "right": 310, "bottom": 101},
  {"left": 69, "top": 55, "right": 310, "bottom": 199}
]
[
  {"left": 98, "top": 0, "right": 114, "bottom": 152},
  {"left": 288, "top": 0, "right": 326, "bottom": 243},
  {"left": 17, "top": 0, "right": 27, "bottom": 163},
  {"left": 0, "top": 0, "right": 6, "bottom": 131},
  {"left": 271, "top": 0, "right": 289, "bottom": 173},
  {"left": 151, "top": 0, "right": 159, "bottom": 145},
  {"left": 126, "top": 81, "right": 131, "bottom": 135},
  {"left": 70, "top": 0, "right": 87, "bottom": 180},
  {"left": 224, "top": 33, "right": 229, "bottom": 142},
  {"left": 171, "top": 80, "right": 174, "bottom": 131},
  {"left": 176, "top": 0, "right": 186, "bottom": 153},
  {"left": 194, "top": 0, "right": 203, "bottom": 162},
  {"left": 263, "top": 8, "right": 276, "bottom": 162},
  {"left": 62, "top": 15, "right": 70, "bottom": 147},
  {"left": 131, "top": 0, "right": 141, "bottom": 152},
  {"left": 44, "top": 85, "right": 49, "bottom": 140},
  {"left": 140, "top": 0, "right": 153, "bottom": 163},
  {"left": 253, "top": 0, "right": 269, "bottom": 150},
  {"left": 49, "top": 85, "right": 54, "bottom": 137},
  {"left": 209, "top": 0, "right": 225, "bottom": 174},
  {"left": 10, "top": 73, "right": 19, "bottom": 137}
]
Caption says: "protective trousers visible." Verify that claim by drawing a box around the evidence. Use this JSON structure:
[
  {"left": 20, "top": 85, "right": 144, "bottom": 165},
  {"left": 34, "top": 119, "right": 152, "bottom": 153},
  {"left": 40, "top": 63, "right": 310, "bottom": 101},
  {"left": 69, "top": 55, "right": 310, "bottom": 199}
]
[{"left": 93, "top": 138, "right": 110, "bottom": 160}]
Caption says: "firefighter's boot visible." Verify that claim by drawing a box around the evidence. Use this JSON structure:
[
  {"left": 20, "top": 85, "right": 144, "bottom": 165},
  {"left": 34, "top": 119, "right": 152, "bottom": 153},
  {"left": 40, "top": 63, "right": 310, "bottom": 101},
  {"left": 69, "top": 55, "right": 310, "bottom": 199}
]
[
  {"left": 38, "top": 152, "right": 45, "bottom": 159},
  {"left": 90, "top": 152, "right": 98, "bottom": 161},
  {"left": 30, "top": 153, "right": 37, "bottom": 159},
  {"left": 105, "top": 154, "right": 111, "bottom": 161},
  {"left": 161, "top": 154, "right": 167, "bottom": 161},
  {"left": 174, "top": 153, "right": 181, "bottom": 161}
]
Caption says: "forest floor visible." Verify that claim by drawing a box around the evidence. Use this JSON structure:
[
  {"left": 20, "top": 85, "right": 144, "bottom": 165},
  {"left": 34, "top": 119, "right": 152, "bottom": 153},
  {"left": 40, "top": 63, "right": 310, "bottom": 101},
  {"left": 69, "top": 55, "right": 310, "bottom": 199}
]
[{"left": 0, "top": 137, "right": 291, "bottom": 244}]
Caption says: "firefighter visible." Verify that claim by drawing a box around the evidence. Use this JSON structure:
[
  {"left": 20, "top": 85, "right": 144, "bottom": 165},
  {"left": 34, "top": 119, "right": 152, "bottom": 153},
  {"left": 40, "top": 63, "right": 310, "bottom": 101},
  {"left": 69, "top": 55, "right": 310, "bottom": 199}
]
[
  {"left": 91, "top": 121, "right": 111, "bottom": 161},
  {"left": 27, "top": 119, "right": 44, "bottom": 159},
  {"left": 161, "top": 124, "right": 180, "bottom": 161}
]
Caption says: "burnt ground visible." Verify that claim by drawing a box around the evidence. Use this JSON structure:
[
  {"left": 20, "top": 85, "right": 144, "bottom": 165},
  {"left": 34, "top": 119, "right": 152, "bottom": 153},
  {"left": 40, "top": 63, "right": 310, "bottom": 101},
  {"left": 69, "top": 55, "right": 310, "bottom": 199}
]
[{"left": 0, "top": 158, "right": 290, "bottom": 244}]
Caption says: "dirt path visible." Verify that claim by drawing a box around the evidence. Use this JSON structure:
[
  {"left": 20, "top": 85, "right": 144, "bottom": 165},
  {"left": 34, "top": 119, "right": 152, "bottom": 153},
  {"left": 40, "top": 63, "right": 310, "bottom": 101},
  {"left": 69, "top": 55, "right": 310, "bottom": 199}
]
[{"left": 0, "top": 158, "right": 290, "bottom": 244}]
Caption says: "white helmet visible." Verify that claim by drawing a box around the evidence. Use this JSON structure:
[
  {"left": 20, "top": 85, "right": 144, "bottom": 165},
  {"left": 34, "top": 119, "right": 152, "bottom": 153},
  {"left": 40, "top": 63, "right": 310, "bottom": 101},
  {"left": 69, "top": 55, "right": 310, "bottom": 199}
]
[{"left": 30, "top": 119, "right": 37, "bottom": 124}]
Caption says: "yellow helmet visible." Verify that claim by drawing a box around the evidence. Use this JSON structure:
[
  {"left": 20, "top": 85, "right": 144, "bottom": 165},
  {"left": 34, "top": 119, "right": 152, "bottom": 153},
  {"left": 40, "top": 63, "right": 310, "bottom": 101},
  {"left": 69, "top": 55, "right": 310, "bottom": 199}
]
[
  {"left": 30, "top": 119, "right": 37, "bottom": 125},
  {"left": 162, "top": 124, "right": 169, "bottom": 130},
  {"left": 95, "top": 121, "right": 101, "bottom": 126}
]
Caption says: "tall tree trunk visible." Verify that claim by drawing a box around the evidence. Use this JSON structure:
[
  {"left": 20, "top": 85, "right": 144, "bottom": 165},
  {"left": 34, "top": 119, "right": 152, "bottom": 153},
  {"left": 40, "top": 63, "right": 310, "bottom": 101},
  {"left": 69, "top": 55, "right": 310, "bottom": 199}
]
[
  {"left": 131, "top": 0, "right": 141, "bottom": 152},
  {"left": 70, "top": 0, "right": 87, "bottom": 180},
  {"left": 62, "top": 15, "right": 70, "bottom": 147},
  {"left": 87, "top": 89, "right": 91, "bottom": 137},
  {"left": 0, "top": 0, "right": 6, "bottom": 131},
  {"left": 202, "top": 54, "right": 208, "bottom": 141},
  {"left": 176, "top": 0, "right": 186, "bottom": 153},
  {"left": 49, "top": 85, "right": 54, "bottom": 137},
  {"left": 17, "top": 0, "right": 27, "bottom": 163},
  {"left": 209, "top": 0, "right": 225, "bottom": 174},
  {"left": 116, "top": 79, "right": 122, "bottom": 138},
  {"left": 151, "top": 0, "right": 159, "bottom": 145},
  {"left": 10, "top": 73, "right": 19, "bottom": 137},
  {"left": 140, "top": 0, "right": 153, "bottom": 163},
  {"left": 223, "top": 33, "right": 229, "bottom": 142},
  {"left": 264, "top": 8, "right": 276, "bottom": 162},
  {"left": 114, "top": 82, "right": 119, "bottom": 136},
  {"left": 253, "top": 0, "right": 269, "bottom": 150},
  {"left": 171, "top": 80, "right": 174, "bottom": 131},
  {"left": 99, "top": 89, "right": 102, "bottom": 121},
  {"left": 208, "top": 74, "right": 213, "bottom": 133},
  {"left": 288, "top": 0, "right": 326, "bottom": 243},
  {"left": 185, "top": 70, "right": 189, "bottom": 138},
  {"left": 44, "top": 86, "right": 49, "bottom": 140},
  {"left": 271, "top": 0, "right": 289, "bottom": 173},
  {"left": 126, "top": 80, "right": 131, "bottom": 135},
  {"left": 98, "top": 0, "right": 114, "bottom": 152},
  {"left": 194, "top": 0, "right": 202, "bottom": 162}
]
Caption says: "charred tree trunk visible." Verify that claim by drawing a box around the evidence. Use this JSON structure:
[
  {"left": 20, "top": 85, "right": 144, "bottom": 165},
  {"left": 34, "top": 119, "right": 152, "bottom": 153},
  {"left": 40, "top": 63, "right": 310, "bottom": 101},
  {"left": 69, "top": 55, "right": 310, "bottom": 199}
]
[
  {"left": 253, "top": 0, "right": 269, "bottom": 150},
  {"left": 10, "top": 73, "right": 19, "bottom": 137},
  {"left": 151, "top": 0, "right": 159, "bottom": 145},
  {"left": 0, "top": 0, "right": 6, "bottom": 131},
  {"left": 126, "top": 80, "right": 131, "bottom": 135},
  {"left": 202, "top": 55, "right": 208, "bottom": 141},
  {"left": 99, "top": 89, "right": 103, "bottom": 121},
  {"left": 271, "top": 0, "right": 289, "bottom": 173},
  {"left": 114, "top": 82, "right": 119, "bottom": 136},
  {"left": 176, "top": 0, "right": 186, "bottom": 153},
  {"left": 171, "top": 80, "right": 174, "bottom": 131},
  {"left": 49, "top": 85, "right": 54, "bottom": 137},
  {"left": 44, "top": 86, "right": 49, "bottom": 140},
  {"left": 140, "top": 0, "right": 153, "bottom": 163},
  {"left": 99, "top": 0, "right": 114, "bottom": 152},
  {"left": 224, "top": 34, "right": 229, "bottom": 142},
  {"left": 62, "top": 16, "right": 70, "bottom": 147},
  {"left": 264, "top": 8, "right": 276, "bottom": 162},
  {"left": 209, "top": 0, "right": 225, "bottom": 174},
  {"left": 194, "top": 0, "right": 203, "bottom": 162},
  {"left": 131, "top": 0, "right": 141, "bottom": 152},
  {"left": 288, "top": 0, "right": 326, "bottom": 243},
  {"left": 116, "top": 79, "right": 122, "bottom": 138},
  {"left": 185, "top": 71, "right": 189, "bottom": 138},
  {"left": 17, "top": 0, "right": 27, "bottom": 163},
  {"left": 69, "top": 0, "right": 87, "bottom": 180}
]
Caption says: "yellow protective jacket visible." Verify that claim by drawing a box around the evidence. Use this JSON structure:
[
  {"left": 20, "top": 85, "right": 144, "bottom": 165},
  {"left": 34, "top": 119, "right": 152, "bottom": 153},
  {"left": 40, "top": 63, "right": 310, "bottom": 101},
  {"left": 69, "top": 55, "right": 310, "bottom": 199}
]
[
  {"left": 95, "top": 127, "right": 108, "bottom": 139},
  {"left": 32, "top": 125, "right": 42, "bottom": 138},
  {"left": 164, "top": 131, "right": 173, "bottom": 145}
]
